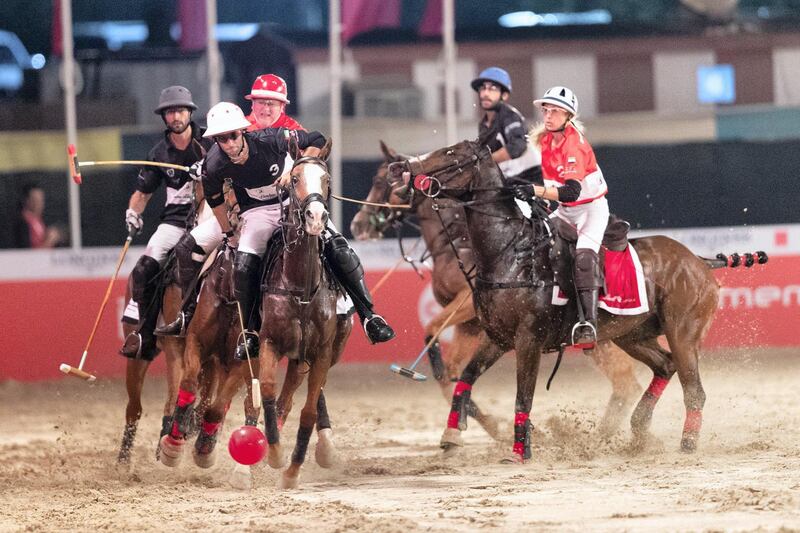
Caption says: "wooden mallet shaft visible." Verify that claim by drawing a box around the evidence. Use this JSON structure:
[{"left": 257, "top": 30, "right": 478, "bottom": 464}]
[{"left": 67, "top": 144, "right": 189, "bottom": 184}]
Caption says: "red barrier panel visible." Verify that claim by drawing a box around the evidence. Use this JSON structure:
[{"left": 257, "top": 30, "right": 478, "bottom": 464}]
[{"left": 1, "top": 257, "right": 797, "bottom": 382}]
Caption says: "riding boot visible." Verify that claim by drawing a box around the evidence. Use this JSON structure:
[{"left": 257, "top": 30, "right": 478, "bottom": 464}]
[
  {"left": 325, "top": 231, "right": 395, "bottom": 344},
  {"left": 572, "top": 248, "right": 602, "bottom": 349},
  {"left": 121, "top": 255, "right": 162, "bottom": 358},
  {"left": 233, "top": 251, "right": 262, "bottom": 360},
  {"left": 155, "top": 234, "right": 205, "bottom": 337}
]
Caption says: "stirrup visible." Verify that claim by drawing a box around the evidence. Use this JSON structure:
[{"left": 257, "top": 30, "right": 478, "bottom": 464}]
[
  {"left": 571, "top": 321, "right": 597, "bottom": 350},
  {"left": 154, "top": 312, "right": 187, "bottom": 337},
  {"left": 120, "top": 332, "right": 143, "bottom": 357},
  {"left": 235, "top": 330, "right": 260, "bottom": 360},
  {"left": 363, "top": 314, "right": 396, "bottom": 345}
]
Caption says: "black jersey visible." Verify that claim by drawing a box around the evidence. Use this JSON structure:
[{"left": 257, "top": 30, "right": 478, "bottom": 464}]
[
  {"left": 479, "top": 102, "right": 541, "bottom": 184},
  {"left": 136, "top": 122, "right": 213, "bottom": 228},
  {"left": 203, "top": 128, "right": 325, "bottom": 214}
]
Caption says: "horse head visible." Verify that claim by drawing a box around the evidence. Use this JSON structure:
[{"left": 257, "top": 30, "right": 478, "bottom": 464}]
[
  {"left": 387, "top": 140, "right": 496, "bottom": 203},
  {"left": 287, "top": 137, "right": 332, "bottom": 236},
  {"left": 351, "top": 140, "right": 411, "bottom": 240}
]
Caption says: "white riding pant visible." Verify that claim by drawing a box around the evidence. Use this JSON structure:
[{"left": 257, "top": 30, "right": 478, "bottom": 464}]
[
  {"left": 552, "top": 197, "right": 609, "bottom": 253},
  {"left": 237, "top": 203, "right": 284, "bottom": 256},
  {"left": 190, "top": 213, "right": 223, "bottom": 255},
  {"left": 144, "top": 223, "right": 185, "bottom": 263}
]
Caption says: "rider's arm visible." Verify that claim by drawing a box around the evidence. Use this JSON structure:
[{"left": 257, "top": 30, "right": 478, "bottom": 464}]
[
  {"left": 128, "top": 190, "right": 152, "bottom": 213},
  {"left": 533, "top": 179, "right": 581, "bottom": 203},
  {"left": 211, "top": 202, "right": 233, "bottom": 235}
]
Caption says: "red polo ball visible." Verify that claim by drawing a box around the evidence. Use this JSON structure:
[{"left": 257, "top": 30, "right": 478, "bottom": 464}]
[{"left": 228, "top": 425, "right": 267, "bottom": 465}]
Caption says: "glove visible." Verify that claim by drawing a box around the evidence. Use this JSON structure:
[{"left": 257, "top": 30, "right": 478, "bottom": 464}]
[
  {"left": 125, "top": 208, "right": 143, "bottom": 235},
  {"left": 512, "top": 184, "right": 534, "bottom": 203},
  {"left": 188, "top": 159, "right": 203, "bottom": 182}
]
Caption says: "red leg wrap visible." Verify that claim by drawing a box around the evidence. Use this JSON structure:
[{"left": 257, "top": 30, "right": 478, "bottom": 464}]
[
  {"left": 683, "top": 409, "right": 702, "bottom": 434},
  {"left": 447, "top": 381, "right": 472, "bottom": 429},
  {"left": 646, "top": 376, "right": 669, "bottom": 399},
  {"left": 512, "top": 412, "right": 529, "bottom": 458},
  {"left": 177, "top": 389, "right": 196, "bottom": 407},
  {"left": 201, "top": 421, "right": 220, "bottom": 436}
]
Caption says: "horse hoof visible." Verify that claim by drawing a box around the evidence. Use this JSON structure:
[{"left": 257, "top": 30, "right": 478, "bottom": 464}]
[
  {"left": 440, "top": 427, "right": 464, "bottom": 449},
  {"left": 267, "top": 448, "right": 287, "bottom": 469},
  {"left": 278, "top": 472, "right": 299, "bottom": 490},
  {"left": 159, "top": 435, "right": 184, "bottom": 467},
  {"left": 193, "top": 447, "right": 217, "bottom": 469},
  {"left": 228, "top": 464, "right": 252, "bottom": 491},
  {"left": 315, "top": 428, "right": 337, "bottom": 468},
  {"left": 499, "top": 454, "right": 525, "bottom": 465},
  {"left": 680, "top": 435, "right": 698, "bottom": 453}
]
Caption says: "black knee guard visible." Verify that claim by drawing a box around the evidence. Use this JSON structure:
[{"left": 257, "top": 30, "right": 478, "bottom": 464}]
[
  {"left": 233, "top": 251, "right": 262, "bottom": 330},
  {"left": 573, "top": 249, "right": 602, "bottom": 290},
  {"left": 175, "top": 233, "right": 205, "bottom": 297},
  {"left": 325, "top": 232, "right": 372, "bottom": 310},
  {"left": 131, "top": 255, "right": 161, "bottom": 302}
]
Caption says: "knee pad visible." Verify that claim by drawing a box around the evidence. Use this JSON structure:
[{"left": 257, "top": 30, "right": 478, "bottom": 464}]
[
  {"left": 325, "top": 233, "right": 363, "bottom": 278},
  {"left": 573, "top": 249, "right": 601, "bottom": 290},
  {"left": 175, "top": 234, "right": 204, "bottom": 285},
  {"left": 131, "top": 256, "right": 161, "bottom": 300},
  {"left": 233, "top": 252, "right": 261, "bottom": 287}
]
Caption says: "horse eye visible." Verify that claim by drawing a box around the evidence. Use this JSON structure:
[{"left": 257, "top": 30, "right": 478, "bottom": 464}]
[{"left": 291, "top": 175, "right": 299, "bottom": 184}]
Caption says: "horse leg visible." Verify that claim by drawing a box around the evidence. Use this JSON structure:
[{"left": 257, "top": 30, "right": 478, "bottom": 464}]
[
  {"left": 280, "top": 355, "right": 331, "bottom": 489},
  {"left": 585, "top": 341, "right": 643, "bottom": 437},
  {"left": 314, "top": 389, "right": 336, "bottom": 468},
  {"left": 440, "top": 337, "right": 505, "bottom": 454},
  {"left": 117, "top": 357, "right": 150, "bottom": 464},
  {"left": 259, "top": 341, "right": 286, "bottom": 469},
  {"left": 193, "top": 361, "right": 242, "bottom": 469},
  {"left": 501, "top": 340, "right": 543, "bottom": 464},
  {"left": 441, "top": 327, "right": 503, "bottom": 441},
  {"left": 276, "top": 359, "right": 305, "bottom": 428},
  {"left": 194, "top": 355, "right": 220, "bottom": 434},
  {"left": 613, "top": 335, "right": 675, "bottom": 448},
  {"left": 663, "top": 326, "right": 709, "bottom": 453}
]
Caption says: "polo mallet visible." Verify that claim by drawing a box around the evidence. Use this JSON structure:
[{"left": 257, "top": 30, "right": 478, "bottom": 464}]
[
  {"left": 67, "top": 144, "right": 189, "bottom": 184},
  {"left": 390, "top": 291, "right": 472, "bottom": 382},
  {"left": 371, "top": 238, "right": 423, "bottom": 295},
  {"left": 59, "top": 229, "right": 135, "bottom": 382},
  {"left": 235, "top": 301, "right": 261, "bottom": 410}
]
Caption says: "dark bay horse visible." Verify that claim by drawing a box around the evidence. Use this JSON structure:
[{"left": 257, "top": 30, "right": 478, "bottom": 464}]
[
  {"left": 256, "top": 139, "right": 353, "bottom": 489},
  {"left": 351, "top": 142, "right": 642, "bottom": 438},
  {"left": 388, "top": 139, "right": 747, "bottom": 462},
  {"left": 118, "top": 250, "right": 200, "bottom": 463}
]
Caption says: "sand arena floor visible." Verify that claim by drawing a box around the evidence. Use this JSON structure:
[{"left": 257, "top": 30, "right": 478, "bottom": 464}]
[{"left": 1, "top": 347, "right": 799, "bottom": 532}]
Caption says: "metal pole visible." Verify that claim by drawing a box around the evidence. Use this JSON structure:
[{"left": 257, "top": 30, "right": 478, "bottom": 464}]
[
  {"left": 443, "top": 0, "right": 457, "bottom": 145},
  {"left": 206, "top": 0, "right": 221, "bottom": 106},
  {"left": 61, "top": 0, "right": 81, "bottom": 249},
  {"left": 329, "top": 0, "right": 343, "bottom": 230}
]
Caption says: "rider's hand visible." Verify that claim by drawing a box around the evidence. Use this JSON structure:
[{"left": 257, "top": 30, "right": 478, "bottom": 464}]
[
  {"left": 222, "top": 230, "right": 238, "bottom": 250},
  {"left": 512, "top": 185, "right": 534, "bottom": 202},
  {"left": 125, "top": 208, "right": 143, "bottom": 235},
  {"left": 188, "top": 159, "right": 203, "bottom": 181}
]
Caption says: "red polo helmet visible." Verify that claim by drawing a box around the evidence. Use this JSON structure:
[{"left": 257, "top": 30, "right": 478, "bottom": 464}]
[{"left": 244, "top": 74, "right": 290, "bottom": 104}]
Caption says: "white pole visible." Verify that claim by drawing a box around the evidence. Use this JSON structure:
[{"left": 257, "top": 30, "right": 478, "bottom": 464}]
[
  {"left": 61, "top": 0, "right": 81, "bottom": 249},
  {"left": 443, "top": 0, "right": 457, "bottom": 145},
  {"left": 329, "top": 0, "right": 343, "bottom": 230},
  {"left": 206, "top": 0, "right": 221, "bottom": 106}
]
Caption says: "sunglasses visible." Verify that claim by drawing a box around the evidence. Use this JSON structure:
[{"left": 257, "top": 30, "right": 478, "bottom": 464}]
[{"left": 214, "top": 131, "right": 242, "bottom": 144}]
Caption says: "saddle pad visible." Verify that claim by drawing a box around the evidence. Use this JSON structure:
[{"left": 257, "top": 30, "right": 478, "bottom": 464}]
[{"left": 551, "top": 244, "right": 649, "bottom": 315}]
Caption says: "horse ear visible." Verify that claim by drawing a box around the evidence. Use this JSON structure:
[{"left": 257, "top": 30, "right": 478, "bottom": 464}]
[
  {"left": 379, "top": 140, "right": 397, "bottom": 161},
  {"left": 288, "top": 132, "right": 301, "bottom": 159},
  {"left": 379, "top": 140, "right": 408, "bottom": 163},
  {"left": 319, "top": 137, "right": 333, "bottom": 160}
]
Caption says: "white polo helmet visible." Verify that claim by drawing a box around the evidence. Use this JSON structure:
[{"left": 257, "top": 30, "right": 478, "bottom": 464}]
[
  {"left": 534, "top": 86, "right": 579, "bottom": 115},
  {"left": 203, "top": 102, "right": 252, "bottom": 137}
]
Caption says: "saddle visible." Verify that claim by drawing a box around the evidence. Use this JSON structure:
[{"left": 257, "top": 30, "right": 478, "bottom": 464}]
[{"left": 549, "top": 213, "right": 630, "bottom": 292}]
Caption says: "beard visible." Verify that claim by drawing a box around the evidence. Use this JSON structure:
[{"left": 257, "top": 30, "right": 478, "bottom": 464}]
[{"left": 168, "top": 120, "right": 189, "bottom": 134}]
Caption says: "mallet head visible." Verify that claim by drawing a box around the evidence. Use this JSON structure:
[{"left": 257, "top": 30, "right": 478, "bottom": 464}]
[
  {"left": 389, "top": 364, "right": 427, "bottom": 382},
  {"left": 59, "top": 363, "right": 96, "bottom": 382},
  {"left": 67, "top": 144, "right": 82, "bottom": 184}
]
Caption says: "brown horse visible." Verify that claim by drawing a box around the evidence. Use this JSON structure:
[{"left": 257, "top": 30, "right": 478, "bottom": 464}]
[
  {"left": 117, "top": 256, "right": 197, "bottom": 464},
  {"left": 388, "top": 139, "right": 751, "bottom": 462},
  {"left": 258, "top": 139, "right": 353, "bottom": 489},
  {"left": 351, "top": 142, "right": 642, "bottom": 438}
]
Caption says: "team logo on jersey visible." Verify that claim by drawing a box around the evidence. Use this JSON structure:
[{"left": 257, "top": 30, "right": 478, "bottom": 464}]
[
  {"left": 167, "top": 168, "right": 175, "bottom": 178},
  {"left": 567, "top": 156, "right": 576, "bottom": 164},
  {"left": 269, "top": 163, "right": 280, "bottom": 176}
]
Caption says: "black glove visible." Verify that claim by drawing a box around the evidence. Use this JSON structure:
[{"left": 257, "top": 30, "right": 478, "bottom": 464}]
[{"left": 512, "top": 185, "right": 534, "bottom": 202}]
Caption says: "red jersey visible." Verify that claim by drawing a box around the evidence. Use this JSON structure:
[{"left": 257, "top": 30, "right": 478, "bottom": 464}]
[
  {"left": 540, "top": 123, "right": 607, "bottom": 205},
  {"left": 22, "top": 211, "right": 46, "bottom": 248},
  {"left": 246, "top": 112, "right": 306, "bottom": 132}
]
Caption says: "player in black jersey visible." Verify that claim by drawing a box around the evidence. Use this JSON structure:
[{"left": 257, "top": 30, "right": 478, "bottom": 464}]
[{"left": 120, "top": 86, "right": 213, "bottom": 359}]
